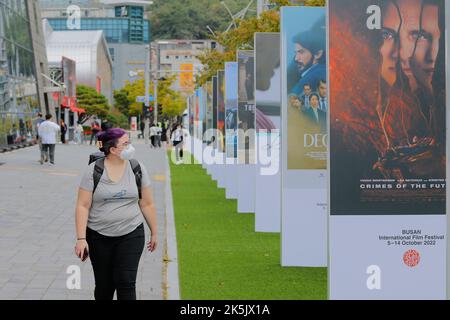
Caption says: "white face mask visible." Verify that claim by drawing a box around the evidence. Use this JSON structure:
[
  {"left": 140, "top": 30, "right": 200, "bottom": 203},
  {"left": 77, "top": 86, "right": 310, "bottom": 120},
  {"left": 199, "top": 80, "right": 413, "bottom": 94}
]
[{"left": 119, "top": 144, "right": 136, "bottom": 160}]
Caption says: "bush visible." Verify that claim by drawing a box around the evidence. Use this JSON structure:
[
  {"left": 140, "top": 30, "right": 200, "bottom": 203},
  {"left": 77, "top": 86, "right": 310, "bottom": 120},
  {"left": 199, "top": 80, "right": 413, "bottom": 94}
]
[{"left": 106, "top": 111, "right": 129, "bottom": 129}]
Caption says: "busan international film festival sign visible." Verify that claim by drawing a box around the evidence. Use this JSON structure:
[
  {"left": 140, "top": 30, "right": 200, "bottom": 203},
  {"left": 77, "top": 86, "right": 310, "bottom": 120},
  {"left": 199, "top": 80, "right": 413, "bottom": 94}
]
[{"left": 329, "top": 0, "right": 447, "bottom": 299}]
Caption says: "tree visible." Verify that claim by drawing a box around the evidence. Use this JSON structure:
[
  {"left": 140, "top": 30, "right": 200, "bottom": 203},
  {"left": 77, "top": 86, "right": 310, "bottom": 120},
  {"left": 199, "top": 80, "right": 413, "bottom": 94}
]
[
  {"left": 107, "top": 108, "right": 129, "bottom": 129},
  {"left": 149, "top": 0, "right": 257, "bottom": 40},
  {"left": 113, "top": 89, "right": 131, "bottom": 116},
  {"left": 76, "top": 85, "right": 109, "bottom": 118},
  {"left": 195, "top": 0, "right": 325, "bottom": 86},
  {"left": 160, "top": 92, "right": 186, "bottom": 119},
  {"left": 119, "top": 76, "right": 186, "bottom": 118}
]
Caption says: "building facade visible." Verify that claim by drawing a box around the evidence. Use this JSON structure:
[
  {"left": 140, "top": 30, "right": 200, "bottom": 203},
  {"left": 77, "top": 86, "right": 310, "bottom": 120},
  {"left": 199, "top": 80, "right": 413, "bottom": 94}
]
[
  {"left": 39, "top": 0, "right": 151, "bottom": 91},
  {"left": 44, "top": 20, "right": 113, "bottom": 105},
  {"left": 152, "top": 40, "right": 218, "bottom": 95},
  {"left": 0, "top": 0, "right": 54, "bottom": 146}
]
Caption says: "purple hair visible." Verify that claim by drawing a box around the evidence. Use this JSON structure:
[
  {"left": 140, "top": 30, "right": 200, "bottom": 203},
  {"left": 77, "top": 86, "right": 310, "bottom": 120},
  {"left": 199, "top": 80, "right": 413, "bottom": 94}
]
[{"left": 96, "top": 128, "right": 127, "bottom": 155}]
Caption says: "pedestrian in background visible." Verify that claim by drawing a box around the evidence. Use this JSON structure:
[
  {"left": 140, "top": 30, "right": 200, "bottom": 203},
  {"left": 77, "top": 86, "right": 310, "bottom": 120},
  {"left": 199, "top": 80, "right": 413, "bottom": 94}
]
[
  {"left": 38, "top": 114, "right": 60, "bottom": 165},
  {"left": 75, "top": 128, "right": 158, "bottom": 300},
  {"left": 149, "top": 123, "right": 158, "bottom": 148},
  {"left": 33, "top": 112, "right": 45, "bottom": 162},
  {"left": 60, "top": 119, "right": 68, "bottom": 144},
  {"left": 139, "top": 120, "right": 145, "bottom": 139},
  {"left": 90, "top": 118, "right": 101, "bottom": 145},
  {"left": 101, "top": 118, "right": 113, "bottom": 131},
  {"left": 75, "top": 122, "right": 84, "bottom": 144},
  {"left": 171, "top": 123, "right": 186, "bottom": 164},
  {"left": 155, "top": 124, "right": 162, "bottom": 148},
  {"left": 161, "top": 123, "right": 167, "bottom": 146}
]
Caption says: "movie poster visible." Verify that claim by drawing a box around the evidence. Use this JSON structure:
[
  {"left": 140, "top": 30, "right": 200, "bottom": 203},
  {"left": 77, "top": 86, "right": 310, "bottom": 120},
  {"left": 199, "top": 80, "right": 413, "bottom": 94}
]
[
  {"left": 225, "top": 62, "right": 238, "bottom": 159},
  {"left": 330, "top": 0, "right": 446, "bottom": 215},
  {"left": 194, "top": 88, "right": 200, "bottom": 139},
  {"left": 206, "top": 81, "right": 213, "bottom": 131},
  {"left": 237, "top": 50, "right": 256, "bottom": 164},
  {"left": 188, "top": 94, "right": 194, "bottom": 137},
  {"left": 201, "top": 85, "right": 207, "bottom": 136},
  {"left": 283, "top": 7, "right": 327, "bottom": 170},
  {"left": 217, "top": 70, "right": 226, "bottom": 152},
  {"left": 212, "top": 76, "right": 218, "bottom": 135},
  {"left": 205, "top": 81, "right": 213, "bottom": 140},
  {"left": 255, "top": 33, "right": 281, "bottom": 132},
  {"left": 254, "top": 32, "right": 282, "bottom": 233}
]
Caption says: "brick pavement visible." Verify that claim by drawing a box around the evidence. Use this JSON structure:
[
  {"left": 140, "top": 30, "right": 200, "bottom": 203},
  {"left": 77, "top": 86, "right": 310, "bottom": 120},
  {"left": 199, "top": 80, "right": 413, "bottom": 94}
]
[{"left": 0, "top": 138, "right": 179, "bottom": 300}]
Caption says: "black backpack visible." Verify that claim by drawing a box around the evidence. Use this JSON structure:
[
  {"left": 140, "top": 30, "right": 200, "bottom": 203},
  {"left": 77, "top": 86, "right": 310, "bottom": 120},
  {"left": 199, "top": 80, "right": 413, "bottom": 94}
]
[{"left": 88, "top": 153, "right": 143, "bottom": 199}]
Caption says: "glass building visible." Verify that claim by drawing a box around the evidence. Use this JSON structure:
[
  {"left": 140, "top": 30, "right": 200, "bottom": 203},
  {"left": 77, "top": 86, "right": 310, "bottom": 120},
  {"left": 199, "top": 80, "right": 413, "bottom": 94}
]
[
  {"left": 0, "top": 0, "right": 40, "bottom": 146},
  {"left": 46, "top": 17, "right": 150, "bottom": 44},
  {"left": 40, "top": 0, "right": 152, "bottom": 90}
]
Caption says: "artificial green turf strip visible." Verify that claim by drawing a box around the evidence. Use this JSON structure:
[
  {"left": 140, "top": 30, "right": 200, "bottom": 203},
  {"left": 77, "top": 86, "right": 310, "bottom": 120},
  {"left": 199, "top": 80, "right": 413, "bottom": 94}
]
[{"left": 169, "top": 153, "right": 328, "bottom": 300}]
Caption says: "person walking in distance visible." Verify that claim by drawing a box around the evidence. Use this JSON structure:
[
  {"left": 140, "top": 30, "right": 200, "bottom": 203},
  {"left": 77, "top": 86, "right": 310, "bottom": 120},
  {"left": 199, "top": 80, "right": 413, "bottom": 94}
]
[
  {"left": 171, "top": 123, "right": 185, "bottom": 164},
  {"left": 90, "top": 118, "right": 101, "bottom": 145},
  {"left": 75, "top": 121, "right": 84, "bottom": 144},
  {"left": 161, "top": 123, "right": 167, "bottom": 146},
  {"left": 74, "top": 128, "right": 158, "bottom": 300},
  {"left": 38, "top": 114, "right": 60, "bottom": 165},
  {"left": 60, "top": 119, "right": 68, "bottom": 144},
  {"left": 33, "top": 112, "right": 45, "bottom": 162},
  {"left": 149, "top": 123, "right": 158, "bottom": 148}
]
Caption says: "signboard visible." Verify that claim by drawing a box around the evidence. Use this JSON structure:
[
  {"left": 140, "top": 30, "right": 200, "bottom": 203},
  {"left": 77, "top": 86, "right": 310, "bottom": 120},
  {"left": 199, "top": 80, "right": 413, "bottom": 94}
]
[
  {"left": 212, "top": 76, "right": 218, "bottom": 144},
  {"left": 237, "top": 50, "right": 256, "bottom": 165},
  {"left": 329, "top": 0, "right": 447, "bottom": 299},
  {"left": 254, "top": 32, "right": 281, "bottom": 232},
  {"left": 281, "top": 6, "right": 327, "bottom": 267},
  {"left": 217, "top": 70, "right": 226, "bottom": 153},
  {"left": 180, "top": 63, "right": 194, "bottom": 91},
  {"left": 225, "top": 62, "right": 238, "bottom": 159},
  {"left": 131, "top": 117, "right": 137, "bottom": 131},
  {"left": 136, "top": 95, "right": 154, "bottom": 103}
]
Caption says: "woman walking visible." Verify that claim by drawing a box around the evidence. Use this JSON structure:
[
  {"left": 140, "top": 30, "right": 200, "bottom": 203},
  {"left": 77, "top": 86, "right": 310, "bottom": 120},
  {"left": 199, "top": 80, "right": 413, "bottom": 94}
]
[
  {"left": 74, "top": 128, "right": 158, "bottom": 300},
  {"left": 60, "top": 119, "right": 67, "bottom": 144}
]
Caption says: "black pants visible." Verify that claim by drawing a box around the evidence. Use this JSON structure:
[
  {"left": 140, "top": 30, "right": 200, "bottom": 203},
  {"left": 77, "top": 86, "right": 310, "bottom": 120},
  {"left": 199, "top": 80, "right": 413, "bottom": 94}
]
[
  {"left": 86, "top": 224, "right": 145, "bottom": 300},
  {"left": 41, "top": 144, "right": 55, "bottom": 163},
  {"left": 90, "top": 131, "right": 99, "bottom": 145}
]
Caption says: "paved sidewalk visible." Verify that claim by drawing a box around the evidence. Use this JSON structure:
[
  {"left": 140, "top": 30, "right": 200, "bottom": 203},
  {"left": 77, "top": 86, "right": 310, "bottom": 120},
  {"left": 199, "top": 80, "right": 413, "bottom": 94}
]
[{"left": 0, "top": 138, "right": 178, "bottom": 300}]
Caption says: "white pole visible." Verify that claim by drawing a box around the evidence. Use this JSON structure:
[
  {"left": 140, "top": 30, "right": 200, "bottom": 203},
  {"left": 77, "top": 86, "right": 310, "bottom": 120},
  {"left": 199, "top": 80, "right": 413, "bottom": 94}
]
[
  {"left": 144, "top": 45, "right": 150, "bottom": 144},
  {"left": 154, "top": 79, "right": 158, "bottom": 124},
  {"left": 446, "top": 0, "right": 450, "bottom": 300},
  {"left": 257, "top": 0, "right": 263, "bottom": 17}
]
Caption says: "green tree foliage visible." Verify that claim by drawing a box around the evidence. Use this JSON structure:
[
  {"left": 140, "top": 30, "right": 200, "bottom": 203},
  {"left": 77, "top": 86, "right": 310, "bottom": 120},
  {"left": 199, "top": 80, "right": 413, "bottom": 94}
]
[
  {"left": 195, "top": 0, "right": 324, "bottom": 86},
  {"left": 160, "top": 93, "right": 186, "bottom": 119},
  {"left": 150, "top": 0, "right": 257, "bottom": 40},
  {"left": 76, "top": 85, "right": 110, "bottom": 118},
  {"left": 107, "top": 109, "right": 130, "bottom": 129},
  {"left": 113, "top": 89, "right": 131, "bottom": 117},
  {"left": 118, "top": 77, "right": 186, "bottom": 118}
]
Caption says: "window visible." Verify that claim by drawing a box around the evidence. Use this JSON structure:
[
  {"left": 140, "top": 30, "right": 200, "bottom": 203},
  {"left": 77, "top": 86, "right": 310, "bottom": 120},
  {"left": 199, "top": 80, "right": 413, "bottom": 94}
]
[
  {"left": 109, "top": 48, "right": 115, "bottom": 61},
  {"left": 33, "top": 3, "right": 39, "bottom": 34}
]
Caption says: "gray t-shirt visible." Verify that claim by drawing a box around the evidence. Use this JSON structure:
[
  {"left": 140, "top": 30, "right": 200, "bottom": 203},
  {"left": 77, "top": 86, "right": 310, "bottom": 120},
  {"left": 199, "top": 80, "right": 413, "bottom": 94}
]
[{"left": 80, "top": 160, "right": 151, "bottom": 237}]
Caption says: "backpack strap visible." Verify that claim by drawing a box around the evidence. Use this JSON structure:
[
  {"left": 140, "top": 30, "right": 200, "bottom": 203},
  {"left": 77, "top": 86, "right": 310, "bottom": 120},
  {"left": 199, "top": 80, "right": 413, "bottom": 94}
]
[
  {"left": 130, "top": 159, "right": 143, "bottom": 199},
  {"left": 93, "top": 158, "right": 105, "bottom": 194}
]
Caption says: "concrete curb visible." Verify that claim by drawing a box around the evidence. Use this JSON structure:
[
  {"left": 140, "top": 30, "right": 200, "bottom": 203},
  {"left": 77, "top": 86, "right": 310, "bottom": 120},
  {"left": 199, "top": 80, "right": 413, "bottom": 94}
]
[
  {"left": 0, "top": 141, "right": 37, "bottom": 153},
  {"left": 164, "top": 150, "right": 181, "bottom": 300}
]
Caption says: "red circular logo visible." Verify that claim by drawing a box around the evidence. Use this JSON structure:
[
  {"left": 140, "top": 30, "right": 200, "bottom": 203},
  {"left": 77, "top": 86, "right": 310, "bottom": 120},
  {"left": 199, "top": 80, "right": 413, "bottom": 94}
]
[{"left": 403, "top": 249, "right": 420, "bottom": 267}]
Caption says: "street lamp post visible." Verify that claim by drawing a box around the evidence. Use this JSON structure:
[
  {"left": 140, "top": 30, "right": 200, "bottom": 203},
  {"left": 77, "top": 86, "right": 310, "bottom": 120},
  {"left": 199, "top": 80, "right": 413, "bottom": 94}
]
[
  {"left": 153, "top": 79, "right": 158, "bottom": 125},
  {"left": 144, "top": 45, "right": 150, "bottom": 145}
]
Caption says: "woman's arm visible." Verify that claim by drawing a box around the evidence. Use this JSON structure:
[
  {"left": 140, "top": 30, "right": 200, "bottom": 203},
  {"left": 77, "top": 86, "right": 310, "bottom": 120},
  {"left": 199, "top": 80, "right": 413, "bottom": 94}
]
[
  {"left": 139, "top": 186, "right": 158, "bottom": 252},
  {"left": 75, "top": 188, "right": 92, "bottom": 260}
]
